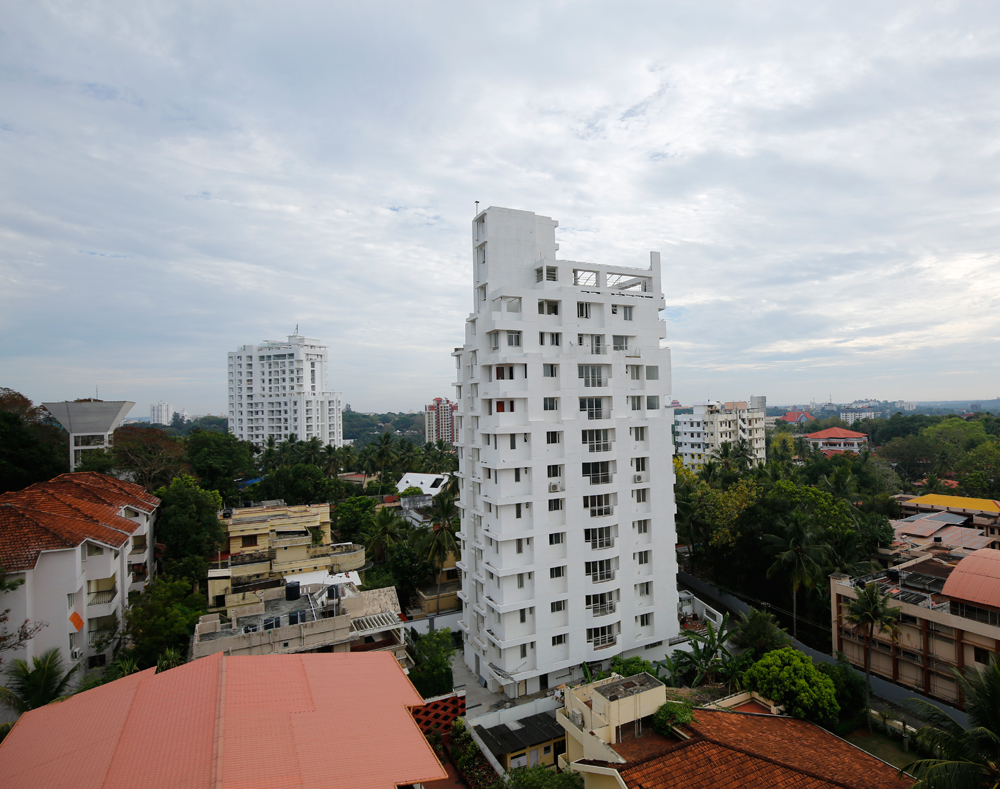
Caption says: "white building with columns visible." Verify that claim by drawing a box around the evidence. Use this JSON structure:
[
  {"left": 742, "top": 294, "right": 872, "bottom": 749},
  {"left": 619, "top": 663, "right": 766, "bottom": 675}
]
[
  {"left": 227, "top": 334, "right": 343, "bottom": 447},
  {"left": 453, "top": 206, "right": 679, "bottom": 697}
]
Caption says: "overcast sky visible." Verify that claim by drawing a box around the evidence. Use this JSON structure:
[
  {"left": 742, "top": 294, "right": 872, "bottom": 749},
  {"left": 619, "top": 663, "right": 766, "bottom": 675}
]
[{"left": 3, "top": 2, "right": 999, "bottom": 417}]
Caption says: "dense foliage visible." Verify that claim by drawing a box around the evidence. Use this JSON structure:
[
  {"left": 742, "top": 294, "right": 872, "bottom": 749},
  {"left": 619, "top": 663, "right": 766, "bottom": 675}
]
[
  {"left": 652, "top": 701, "right": 694, "bottom": 734},
  {"left": 407, "top": 627, "right": 455, "bottom": 699},
  {"left": 154, "top": 476, "right": 225, "bottom": 568},
  {"left": 0, "top": 389, "right": 68, "bottom": 493},
  {"left": 744, "top": 647, "right": 839, "bottom": 725},
  {"left": 124, "top": 576, "right": 207, "bottom": 668}
]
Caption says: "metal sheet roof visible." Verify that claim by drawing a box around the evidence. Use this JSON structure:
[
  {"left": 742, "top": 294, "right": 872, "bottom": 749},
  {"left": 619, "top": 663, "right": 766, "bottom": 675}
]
[{"left": 942, "top": 549, "right": 1000, "bottom": 609}]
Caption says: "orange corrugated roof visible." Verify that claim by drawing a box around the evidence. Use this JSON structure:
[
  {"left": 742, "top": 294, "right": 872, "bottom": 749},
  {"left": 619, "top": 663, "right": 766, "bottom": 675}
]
[
  {"left": 0, "top": 652, "right": 447, "bottom": 789},
  {"left": 942, "top": 549, "right": 1000, "bottom": 609},
  {"left": 616, "top": 710, "right": 910, "bottom": 789},
  {"left": 0, "top": 472, "right": 157, "bottom": 571},
  {"left": 804, "top": 428, "right": 869, "bottom": 439},
  {"left": 906, "top": 493, "right": 1000, "bottom": 514}
]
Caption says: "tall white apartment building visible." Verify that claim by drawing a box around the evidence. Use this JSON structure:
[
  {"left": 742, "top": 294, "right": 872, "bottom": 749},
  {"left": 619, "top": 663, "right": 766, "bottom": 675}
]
[
  {"left": 425, "top": 397, "right": 459, "bottom": 444},
  {"left": 227, "top": 334, "right": 343, "bottom": 447},
  {"left": 150, "top": 401, "right": 173, "bottom": 425},
  {"left": 453, "top": 207, "right": 679, "bottom": 697},
  {"left": 675, "top": 399, "right": 767, "bottom": 470}
]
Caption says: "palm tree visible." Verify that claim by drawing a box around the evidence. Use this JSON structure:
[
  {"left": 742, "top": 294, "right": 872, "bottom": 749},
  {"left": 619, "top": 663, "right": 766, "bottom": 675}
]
[
  {"left": 365, "top": 507, "right": 409, "bottom": 563},
  {"left": 731, "top": 606, "right": 791, "bottom": 657},
  {"left": 338, "top": 445, "right": 357, "bottom": 475},
  {"left": 764, "top": 510, "right": 831, "bottom": 640},
  {"left": 712, "top": 441, "right": 736, "bottom": 472},
  {"left": 396, "top": 440, "right": 421, "bottom": 473},
  {"left": 320, "top": 444, "right": 341, "bottom": 480},
  {"left": 793, "top": 436, "right": 809, "bottom": 461},
  {"left": 260, "top": 436, "right": 279, "bottom": 473},
  {"left": 371, "top": 432, "right": 397, "bottom": 495},
  {"left": 0, "top": 648, "right": 79, "bottom": 715},
  {"left": 300, "top": 436, "right": 324, "bottom": 466},
  {"left": 845, "top": 582, "right": 900, "bottom": 729},
  {"left": 698, "top": 459, "right": 722, "bottom": 488},
  {"left": 903, "top": 657, "right": 1000, "bottom": 788},
  {"left": 419, "top": 493, "right": 460, "bottom": 616},
  {"left": 733, "top": 438, "right": 754, "bottom": 472},
  {"left": 819, "top": 465, "right": 859, "bottom": 506}
]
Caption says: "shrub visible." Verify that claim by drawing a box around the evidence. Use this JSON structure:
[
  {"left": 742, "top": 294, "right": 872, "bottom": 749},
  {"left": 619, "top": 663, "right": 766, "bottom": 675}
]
[
  {"left": 744, "top": 647, "right": 839, "bottom": 726},
  {"left": 817, "top": 654, "right": 866, "bottom": 720},
  {"left": 651, "top": 701, "right": 694, "bottom": 735}
]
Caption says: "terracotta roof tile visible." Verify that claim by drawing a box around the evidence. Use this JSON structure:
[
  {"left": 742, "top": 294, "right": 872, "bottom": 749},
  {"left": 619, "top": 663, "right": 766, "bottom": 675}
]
[
  {"left": 804, "top": 428, "right": 869, "bottom": 439},
  {"left": 0, "top": 652, "right": 447, "bottom": 789}
]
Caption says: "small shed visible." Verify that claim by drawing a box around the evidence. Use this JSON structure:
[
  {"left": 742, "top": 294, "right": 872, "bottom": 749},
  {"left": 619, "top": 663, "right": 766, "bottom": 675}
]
[{"left": 474, "top": 711, "right": 566, "bottom": 770}]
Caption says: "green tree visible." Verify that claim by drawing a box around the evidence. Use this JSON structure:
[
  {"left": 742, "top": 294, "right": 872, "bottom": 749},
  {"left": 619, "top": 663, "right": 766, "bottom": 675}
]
[
  {"left": 651, "top": 701, "right": 694, "bottom": 735},
  {"left": 154, "top": 476, "right": 225, "bottom": 565},
  {"left": 0, "top": 410, "right": 68, "bottom": 494},
  {"left": 904, "top": 657, "right": 1000, "bottom": 789},
  {"left": 419, "top": 493, "right": 460, "bottom": 616},
  {"left": 816, "top": 654, "right": 866, "bottom": 722},
  {"left": 382, "top": 545, "right": 435, "bottom": 608},
  {"left": 744, "top": 647, "right": 839, "bottom": 725},
  {"left": 923, "top": 418, "right": 989, "bottom": 455},
  {"left": 363, "top": 507, "right": 409, "bottom": 563},
  {"left": 185, "top": 429, "right": 256, "bottom": 503},
  {"left": 334, "top": 496, "right": 378, "bottom": 542},
  {"left": 955, "top": 441, "right": 1000, "bottom": 499},
  {"left": 844, "top": 582, "right": 900, "bottom": 729},
  {"left": 246, "top": 463, "right": 341, "bottom": 505},
  {"left": 731, "top": 606, "right": 790, "bottom": 658},
  {"left": 507, "top": 765, "right": 584, "bottom": 789},
  {"left": 0, "top": 648, "right": 79, "bottom": 715},
  {"left": 77, "top": 425, "right": 188, "bottom": 492},
  {"left": 671, "top": 613, "right": 737, "bottom": 687},
  {"left": 407, "top": 627, "right": 455, "bottom": 699},
  {"left": 371, "top": 432, "right": 397, "bottom": 495},
  {"left": 764, "top": 510, "right": 831, "bottom": 639},
  {"left": 124, "top": 576, "right": 206, "bottom": 667}
]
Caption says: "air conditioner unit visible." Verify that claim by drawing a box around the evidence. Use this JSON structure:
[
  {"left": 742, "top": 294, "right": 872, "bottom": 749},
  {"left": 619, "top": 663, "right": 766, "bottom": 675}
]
[
  {"left": 549, "top": 483, "right": 560, "bottom": 493},
  {"left": 633, "top": 474, "right": 644, "bottom": 483},
  {"left": 71, "top": 648, "right": 82, "bottom": 661}
]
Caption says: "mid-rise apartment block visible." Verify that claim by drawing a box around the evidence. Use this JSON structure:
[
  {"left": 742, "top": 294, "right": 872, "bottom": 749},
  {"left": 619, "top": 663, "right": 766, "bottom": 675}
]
[
  {"left": 0, "top": 473, "right": 158, "bottom": 670},
  {"left": 674, "top": 399, "right": 766, "bottom": 470},
  {"left": 227, "top": 334, "right": 343, "bottom": 447},
  {"left": 425, "top": 397, "right": 459, "bottom": 444},
  {"left": 453, "top": 207, "right": 679, "bottom": 698},
  {"left": 42, "top": 400, "right": 134, "bottom": 471},
  {"left": 149, "top": 401, "right": 173, "bottom": 425}
]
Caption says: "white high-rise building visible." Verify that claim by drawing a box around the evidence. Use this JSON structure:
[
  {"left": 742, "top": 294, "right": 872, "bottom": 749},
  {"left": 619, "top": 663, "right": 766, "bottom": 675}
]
[
  {"left": 150, "top": 401, "right": 173, "bottom": 425},
  {"left": 675, "top": 399, "right": 767, "bottom": 470},
  {"left": 453, "top": 207, "right": 679, "bottom": 697},
  {"left": 227, "top": 334, "right": 343, "bottom": 447}
]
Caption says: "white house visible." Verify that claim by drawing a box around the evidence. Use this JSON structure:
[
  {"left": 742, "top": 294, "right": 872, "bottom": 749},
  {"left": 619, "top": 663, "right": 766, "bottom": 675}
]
[
  {"left": 0, "top": 473, "right": 158, "bottom": 671},
  {"left": 227, "top": 334, "right": 343, "bottom": 447},
  {"left": 453, "top": 206, "right": 679, "bottom": 698}
]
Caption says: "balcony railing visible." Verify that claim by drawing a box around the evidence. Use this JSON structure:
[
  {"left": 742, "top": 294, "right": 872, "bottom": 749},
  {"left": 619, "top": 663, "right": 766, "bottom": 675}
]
[
  {"left": 585, "top": 409, "right": 610, "bottom": 420},
  {"left": 588, "top": 570, "right": 615, "bottom": 583},
  {"left": 587, "top": 537, "right": 614, "bottom": 550},
  {"left": 587, "top": 505, "right": 614, "bottom": 518},
  {"left": 590, "top": 603, "right": 616, "bottom": 617},
  {"left": 589, "top": 634, "right": 617, "bottom": 649},
  {"left": 586, "top": 442, "right": 612, "bottom": 453},
  {"left": 585, "top": 473, "right": 612, "bottom": 485},
  {"left": 581, "top": 377, "right": 605, "bottom": 387},
  {"left": 87, "top": 588, "right": 117, "bottom": 606},
  {"left": 88, "top": 629, "right": 116, "bottom": 647}
]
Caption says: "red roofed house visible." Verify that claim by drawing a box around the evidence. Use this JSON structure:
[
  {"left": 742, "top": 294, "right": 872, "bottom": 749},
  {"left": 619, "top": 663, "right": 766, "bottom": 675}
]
[
  {"left": 0, "top": 651, "right": 448, "bottom": 789},
  {"left": 557, "top": 672, "right": 911, "bottom": 788},
  {"left": 0, "top": 473, "right": 158, "bottom": 672},
  {"left": 803, "top": 427, "right": 868, "bottom": 455},
  {"left": 779, "top": 410, "right": 816, "bottom": 424}
]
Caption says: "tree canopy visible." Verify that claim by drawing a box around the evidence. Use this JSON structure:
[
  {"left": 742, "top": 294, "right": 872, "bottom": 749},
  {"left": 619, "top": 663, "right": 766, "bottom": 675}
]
[{"left": 744, "top": 648, "right": 839, "bottom": 725}]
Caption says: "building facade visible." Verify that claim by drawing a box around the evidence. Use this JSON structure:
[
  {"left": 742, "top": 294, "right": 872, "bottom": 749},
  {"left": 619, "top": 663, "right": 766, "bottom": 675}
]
[
  {"left": 453, "top": 206, "right": 679, "bottom": 698},
  {"left": 674, "top": 399, "right": 766, "bottom": 470},
  {"left": 149, "top": 401, "right": 173, "bottom": 425},
  {"left": 227, "top": 334, "right": 343, "bottom": 447},
  {"left": 0, "top": 473, "right": 158, "bottom": 671},
  {"left": 425, "top": 397, "right": 459, "bottom": 444},
  {"left": 42, "top": 400, "right": 134, "bottom": 471}
]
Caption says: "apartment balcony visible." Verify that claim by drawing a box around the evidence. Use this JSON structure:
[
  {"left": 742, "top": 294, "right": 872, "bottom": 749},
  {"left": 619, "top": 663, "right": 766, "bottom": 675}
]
[
  {"left": 587, "top": 505, "right": 614, "bottom": 518},
  {"left": 584, "top": 408, "right": 612, "bottom": 421},
  {"left": 585, "top": 473, "right": 613, "bottom": 486},
  {"left": 587, "top": 570, "right": 615, "bottom": 584},
  {"left": 589, "top": 634, "right": 617, "bottom": 650},
  {"left": 585, "top": 441, "right": 613, "bottom": 453},
  {"left": 587, "top": 538, "right": 615, "bottom": 551},
  {"left": 590, "top": 603, "right": 616, "bottom": 617},
  {"left": 87, "top": 587, "right": 118, "bottom": 607},
  {"left": 88, "top": 629, "right": 116, "bottom": 647}
]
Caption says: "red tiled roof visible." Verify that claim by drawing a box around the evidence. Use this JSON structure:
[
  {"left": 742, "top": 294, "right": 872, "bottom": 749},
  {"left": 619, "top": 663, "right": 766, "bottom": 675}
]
[
  {"left": 0, "top": 652, "right": 447, "bottom": 789},
  {"left": 804, "top": 428, "right": 869, "bottom": 440},
  {"left": 0, "top": 473, "right": 159, "bottom": 572},
  {"left": 941, "top": 548, "right": 1000, "bottom": 609},
  {"left": 779, "top": 411, "right": 815, "bottom": 422},
  {"left": 615, "top": 710, "right": 910, "bottom": 789}
]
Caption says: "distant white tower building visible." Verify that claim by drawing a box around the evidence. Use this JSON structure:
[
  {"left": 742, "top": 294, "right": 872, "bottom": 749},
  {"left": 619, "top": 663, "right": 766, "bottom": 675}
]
[
  {"left": 42, "top": 400, "right": 134, "bottom": 471},
  {"left": 424, "top": 397, "right": 459, "bottom": 444},
  {"left": 675, "top": 399, "right": 767, "bottom": 470},
  {"left": 453, "top": 206, "right": 679, "bottom": 697},
  {"left": 227, "top": 334, "right": 343, "bottom": 447},
  {"left": 150, "top": 402, "right": 173, "bottom": 425}
]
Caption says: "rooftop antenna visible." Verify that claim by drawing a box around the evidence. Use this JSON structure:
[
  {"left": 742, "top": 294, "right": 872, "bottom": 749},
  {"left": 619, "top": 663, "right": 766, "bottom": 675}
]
[
  {"left": 475, "top": 200, "right": 479, "bottom": 215},
  {"left": 294, "top": 324, "right": 299, "bottom": 334}
]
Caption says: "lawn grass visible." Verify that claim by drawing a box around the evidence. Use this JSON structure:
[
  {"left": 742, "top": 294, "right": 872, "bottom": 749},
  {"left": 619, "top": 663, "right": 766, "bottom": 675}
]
[{"left": 843, "top": 727, "right": 914, "bottom": 771}]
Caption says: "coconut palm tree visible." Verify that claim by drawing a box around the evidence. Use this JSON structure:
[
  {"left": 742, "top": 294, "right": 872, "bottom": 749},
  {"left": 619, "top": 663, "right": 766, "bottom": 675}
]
[
  {"left": 793, "top": 436, "right": 809, "bottom": 461},
  {"left": 733, "top": 438, "right": 755, "bottom": 472},
  {"left": 819, "top": 464, "right": 859, "bottom": 506},
  {"left": 260, "top": 436, "right": 279, "bottom": 473},
  {"left": 364, "top": 507, "right": 409, "bottom": 564},
  {"left": 0, "top": 648, "right": 79, "bottom": 715},
  {"left": 419, "top": 493, "right": 460, "bottom": 616},
  {"left": 698, "top": 459, "right": 723, "bottom": 488},
  {"left": 300, "top": 436, "right": 324, "bottom": 467},
  {"left": 845, "top": 582, "right": 900, "bottom": 730},
  {"left": 731, "top": 606, "right": 791, "bottom": 657},
  {"left": 903, "top": 657, "right": 1000, "bottom": 788},
  {"left": 764, "top": 510, "right": 831, "bottom": 640},
  {"left": 371, "top": 432, "right": 397, "bottom": 495},
  {"left": 338, "top": 445, "right": 357, "bottom": 475},
  {"left": 320, "top": 444, "right": 341, "bottom": 480}
]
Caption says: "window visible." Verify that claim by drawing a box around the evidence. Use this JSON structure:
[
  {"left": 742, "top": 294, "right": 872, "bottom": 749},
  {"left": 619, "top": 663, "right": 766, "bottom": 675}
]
[
  {"left": 496, "top": 366, "right": 506, "bottom": 380},
  {"left": 520, "top": 644, "right": 528, "bottom": 659},
  {"left": 489, "top": 331, "right": 500, "bottom": 349},
  {"left": 629, "top": 396, "right": 643, "bottom": 411},
  {"left": 635, "top": 519, "right": 650, "bottom": 534},
  {"left": 634, "top": 457, "right": 647, "bottom": 472},
  {"left": 647, "top": 396, "right": 660, "bottom": 410},
  {"left": 628, "top": 365, "right": 642, "bottom": 380},
  {"left": 584, "top": 526, "right": 613, "bottom": 549},
  {"left": 520, "top": 608, "right": 527, "bottom": 623},
  {"left": 584, "top": 494, "right": 612, "bottom": 517},
  {"left": 612, "top": 335, "right": 628, "bottom": 350},
  {"left": 242, "top": 535, "right": 258, "bottom": 548},
  {"left": 582, "top": 429, "right": 611, "bottom": 452},
  {"left": 548, "top": 499, "right": 564, "bottom": 511},
  {"left": 516, "top": 504, "right": 522, "bottom": 519},
  {"left": 578, "top": 365, "right": 603, "bottom": 387},
  {"left": 638, "top": 613, "right": 652, "bottom": 627},
  {"left": 632, "top": 426, "right": 646, "bottom": 441},
  {"left": 975, "top": 646, "right": 992, "bottom": 664},
  {"left": 547, "top": 465, "right": 563, "bottom": 479},
  {"left": 645, "top": 366, "right": 659, "bottom": 380},
  {"left": 549, "top": 332, "right": 561, "bottom": 346},
  {"left": 549, "top": 532, "right": 565, "bottom": 545},
  {"left": 517, "top": 573, "right": 525, "bottom": 589},
  {"left": 577, "top": 302, "right": 591, "bottom": 319},
  {"left": 635, "top": 488, "right": 649, "bottom": 503},
  {"left": 510, "top": 434, "right": 516, "bottom": 450},
  {"left": 622, "top": 306, "right": 633, "bottom": 320},
  {"left": 496, "top": 400, "right": 505, "bottom": 413},
  {"left": 587, "top": 624, "right": 616, "bottom": 647},
  {"left": 551, "top": 634, "right": 566, "bottom": 646},
  {"left": 586, "top": 559, "right": 613, "bottom": 582},
  {"left": 514, "top": 467, "right": 521, "bottom": 482},
  {"left": 543, "top": 364, "right": 558, "bottom": 377},
  {"left": 582, "top": 460, "right": 610, "bottom": 484},
  {"left": 550, "top": 566, "right": 566, "bottom": 578},
  {"left": 538, "top": 300, "right": 559, "bottom": 315},
  {"left": 637, "top": 582, "right": 652, "bottom": 597},
  {"left": 544, "top": 397, "right": 558, "bottom": 411},
  {"left": 551, "top": 600, "right": 567, "bottom": 614},
  {"left": 67, "top": 592, "right": 76, "bottom": 610},
  {"left": 485, "top": 468, "right": 492, "bottom": 480},
  {"left": 546, "top": 431, "right": 561, "bottom": 444},
  {"left": 507, "top": 331, "right": 521, "bottom": 347},
  {"left": 635, "top": 550, "right": 650, "bottom": 565},
  {"left": 546, "top": 265, "right": 558, "bottom": 281}
]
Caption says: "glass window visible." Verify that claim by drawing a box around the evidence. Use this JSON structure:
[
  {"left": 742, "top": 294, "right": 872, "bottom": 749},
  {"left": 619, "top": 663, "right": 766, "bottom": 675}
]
[
  {"left": 543, "top": 364, "right": 558, "bottom": 377},
  {"left": 548, "top": 499, "right": 564, "bottom": 511},
  {"left": 647, "top": 396, "right": 660, "bottom": 410},
  {"left": 543, "top": 397, "right": 558, "bottom": 411},
  {"left": 645, "top": 366, "right": 659, "bottom": 380},
  {"left": 551, "top": 600, "right": 566, "bottom": 612},
  {"left": 550, "top": 566, "right": 566, "bottom": 578},
  {"left": 577, "top": 302, "right": 591, "bottom": 319},
  {"left": 507, "top": 331, "right": 521, "bottom": 347},
  {"left": 546, "top": 431, "right": 561, "bottom": 444}
]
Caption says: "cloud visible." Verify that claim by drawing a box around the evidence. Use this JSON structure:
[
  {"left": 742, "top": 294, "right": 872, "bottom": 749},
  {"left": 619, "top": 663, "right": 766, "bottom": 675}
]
[{"left": 1, "top": 1, "right": 999, "bottom": 416}]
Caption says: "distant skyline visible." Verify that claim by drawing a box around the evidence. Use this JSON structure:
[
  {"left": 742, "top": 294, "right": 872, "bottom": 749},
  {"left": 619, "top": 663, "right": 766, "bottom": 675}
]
[{"left": 3, "top": 3, "right": 1000, "bottom": 414}]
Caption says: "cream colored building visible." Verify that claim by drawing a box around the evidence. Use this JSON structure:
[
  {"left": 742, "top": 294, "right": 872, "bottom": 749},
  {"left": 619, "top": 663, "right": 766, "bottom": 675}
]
[{"left": 674, "top": 400, "right": 766, "bottom": 470}]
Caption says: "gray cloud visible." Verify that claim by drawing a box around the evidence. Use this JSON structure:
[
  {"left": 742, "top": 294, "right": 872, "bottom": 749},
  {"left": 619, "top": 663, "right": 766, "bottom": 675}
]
[{"left": 2, "top": 1, "right": 999, "bottom": 415}]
